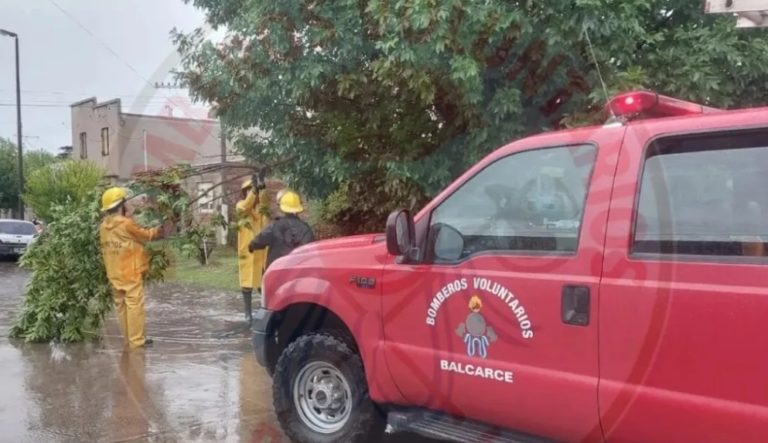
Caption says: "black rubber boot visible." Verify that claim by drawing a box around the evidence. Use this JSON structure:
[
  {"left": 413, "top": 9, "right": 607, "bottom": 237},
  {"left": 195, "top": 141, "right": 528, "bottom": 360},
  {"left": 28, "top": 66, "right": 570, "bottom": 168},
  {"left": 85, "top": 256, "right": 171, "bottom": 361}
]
[{"left": 242, "top": 289, "right": 253, "bottom": 323}]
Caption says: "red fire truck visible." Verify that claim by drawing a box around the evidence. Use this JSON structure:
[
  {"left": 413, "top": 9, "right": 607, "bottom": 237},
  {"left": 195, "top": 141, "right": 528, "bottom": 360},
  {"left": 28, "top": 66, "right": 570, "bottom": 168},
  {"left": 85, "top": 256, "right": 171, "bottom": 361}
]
[{"left": 252, "top": 91, "right": 768, "bottom": 443}]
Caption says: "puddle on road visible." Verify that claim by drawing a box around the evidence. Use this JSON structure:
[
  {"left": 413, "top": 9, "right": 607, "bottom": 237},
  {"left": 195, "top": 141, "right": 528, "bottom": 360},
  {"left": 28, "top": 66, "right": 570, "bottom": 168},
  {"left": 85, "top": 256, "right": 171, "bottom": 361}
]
[
  {"left": 0, "top": 258, "right": 30, "bottom": 337},
  {"left": 0, "top": 258, "right": 254, "bottom": 344},
  {"left": 0, "top": 261, "right": 430, "bottom": 443},
  {"left": 140, "top": 282, "right": 258, "bottom": 344},
  {"left": 0, "top": 261, "right": 288, "bottom": 442}
]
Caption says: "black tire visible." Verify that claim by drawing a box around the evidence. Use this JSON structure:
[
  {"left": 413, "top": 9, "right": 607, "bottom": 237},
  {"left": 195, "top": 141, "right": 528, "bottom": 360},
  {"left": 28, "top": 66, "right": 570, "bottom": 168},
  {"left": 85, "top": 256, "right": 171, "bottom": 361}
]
[{"left": 272, "top": 332, "right": 384, "bottom": 443}]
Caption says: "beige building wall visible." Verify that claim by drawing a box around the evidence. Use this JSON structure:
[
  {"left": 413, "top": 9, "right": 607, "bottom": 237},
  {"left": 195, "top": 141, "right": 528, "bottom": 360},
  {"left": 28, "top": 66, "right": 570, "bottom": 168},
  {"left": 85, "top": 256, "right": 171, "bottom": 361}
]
[
  {"left": 71, "top": 97, "right": 245, "bottom": 244},
  {"left": 118, "top": 113, "right": 223, "bottom": 178},
  {"left": 70, "top": 97, "right": 123, "bottom": 178},
  {"left": 70, "top": 97, "right": 229, "bottom": 181}
]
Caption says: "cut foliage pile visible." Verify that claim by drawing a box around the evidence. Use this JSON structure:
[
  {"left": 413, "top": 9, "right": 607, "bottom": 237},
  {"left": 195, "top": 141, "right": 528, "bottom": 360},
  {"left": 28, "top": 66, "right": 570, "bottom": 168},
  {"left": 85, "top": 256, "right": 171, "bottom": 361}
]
[{"left": 11, "top": 165, "right": 230, "bottom": 343}]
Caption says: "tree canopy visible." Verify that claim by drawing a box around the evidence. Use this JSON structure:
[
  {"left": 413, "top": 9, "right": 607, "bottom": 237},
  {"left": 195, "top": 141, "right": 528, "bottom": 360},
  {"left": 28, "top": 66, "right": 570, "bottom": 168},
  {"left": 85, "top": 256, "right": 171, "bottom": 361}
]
[
  {"left": 23, "top": 161, "right": 104, "bottom": 222},
  {"left": 175, "top": 0, "right": 768, "bottom": 234},
  {"left": 0, "top": 139, "right": 57, "bottom": 213}
]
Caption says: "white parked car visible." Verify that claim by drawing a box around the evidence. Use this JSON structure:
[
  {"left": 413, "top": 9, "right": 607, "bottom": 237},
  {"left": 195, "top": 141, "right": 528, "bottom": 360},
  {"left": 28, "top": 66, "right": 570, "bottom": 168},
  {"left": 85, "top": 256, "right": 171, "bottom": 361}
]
[{"left": 0, "top": 219, "right": 38, "bottom": 258}]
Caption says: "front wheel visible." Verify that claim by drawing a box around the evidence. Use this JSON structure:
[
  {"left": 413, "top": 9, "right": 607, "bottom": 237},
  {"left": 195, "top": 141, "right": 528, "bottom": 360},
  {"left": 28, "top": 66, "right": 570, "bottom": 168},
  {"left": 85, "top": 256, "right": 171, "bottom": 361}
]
[{"left": 272, "top": 332, "right": 384, "bottom": 443}]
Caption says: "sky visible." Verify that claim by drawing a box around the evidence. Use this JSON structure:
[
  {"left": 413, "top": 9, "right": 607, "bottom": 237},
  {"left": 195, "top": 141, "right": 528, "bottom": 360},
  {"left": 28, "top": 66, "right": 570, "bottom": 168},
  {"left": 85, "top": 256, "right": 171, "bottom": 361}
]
[{"left": 0, "top": 0, "right": 214, "bottom": 154}]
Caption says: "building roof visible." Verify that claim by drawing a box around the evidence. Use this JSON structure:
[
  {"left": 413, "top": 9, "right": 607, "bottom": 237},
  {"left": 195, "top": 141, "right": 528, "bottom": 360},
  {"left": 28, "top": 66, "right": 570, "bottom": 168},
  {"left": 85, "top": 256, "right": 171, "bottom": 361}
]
[
  {"left": 121, "top": 112, "right": 216, "bottom": 124},
  {"left": 69, "top": 97, "right": 98, "bottom": 108},
  {"left": 70, "top": 97, "right": 215, "bottom": 124}
]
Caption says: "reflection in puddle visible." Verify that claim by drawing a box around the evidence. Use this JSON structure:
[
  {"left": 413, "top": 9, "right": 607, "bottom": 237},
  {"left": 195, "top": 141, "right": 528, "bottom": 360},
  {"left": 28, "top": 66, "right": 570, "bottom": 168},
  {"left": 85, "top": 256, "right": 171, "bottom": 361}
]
[
  {"left": 0, "top": 266, "right": 422, "bottom": 442},
  {"left": 0, "top": 275, "right": 284, "bottom": 442}
]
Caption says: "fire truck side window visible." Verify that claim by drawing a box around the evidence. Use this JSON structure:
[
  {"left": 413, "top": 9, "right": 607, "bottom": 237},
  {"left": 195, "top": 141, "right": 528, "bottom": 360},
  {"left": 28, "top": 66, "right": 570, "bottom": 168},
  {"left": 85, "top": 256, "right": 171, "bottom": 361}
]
[
  {"left": 633, "top": 129, "right": 768, "bottom": 259},
  {"left": 428, "top": 144, "right": 596, "bottom": 262}
]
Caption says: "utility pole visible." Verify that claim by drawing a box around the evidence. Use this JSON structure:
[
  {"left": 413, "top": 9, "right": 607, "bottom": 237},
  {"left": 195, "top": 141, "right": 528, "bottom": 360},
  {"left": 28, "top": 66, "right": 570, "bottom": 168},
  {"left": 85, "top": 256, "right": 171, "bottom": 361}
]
[{"left": 0, "top": 29, "right": 23, "bottom": 219}]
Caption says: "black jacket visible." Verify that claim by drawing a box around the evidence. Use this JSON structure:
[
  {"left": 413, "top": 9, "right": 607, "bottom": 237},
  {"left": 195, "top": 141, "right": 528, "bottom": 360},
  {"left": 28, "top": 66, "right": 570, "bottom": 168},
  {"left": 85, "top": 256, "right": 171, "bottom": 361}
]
[{"left": 248, "top": 214, "right": 315, "bottom": 268}]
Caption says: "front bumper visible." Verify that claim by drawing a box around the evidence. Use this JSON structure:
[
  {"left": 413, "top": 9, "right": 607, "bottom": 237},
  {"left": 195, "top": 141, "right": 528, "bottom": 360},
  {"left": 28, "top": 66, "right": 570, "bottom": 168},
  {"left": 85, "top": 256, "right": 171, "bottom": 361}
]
[
  {"left": 251, "top": 308, "right": 275, "bottom": 368},
  {"left": 0, "top": 244, "right": 26, "bottom": 255}
]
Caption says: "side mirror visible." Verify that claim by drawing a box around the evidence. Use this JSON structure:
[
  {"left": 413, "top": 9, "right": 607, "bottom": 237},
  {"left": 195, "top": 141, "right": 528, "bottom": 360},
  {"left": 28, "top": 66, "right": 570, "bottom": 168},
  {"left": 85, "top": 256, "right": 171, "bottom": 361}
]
[
  {"left": 431, "top": 223, "right": 465, "bottom": 263},
  {"left": 386, "top": 209, "right": 415, "bottom": 257}
]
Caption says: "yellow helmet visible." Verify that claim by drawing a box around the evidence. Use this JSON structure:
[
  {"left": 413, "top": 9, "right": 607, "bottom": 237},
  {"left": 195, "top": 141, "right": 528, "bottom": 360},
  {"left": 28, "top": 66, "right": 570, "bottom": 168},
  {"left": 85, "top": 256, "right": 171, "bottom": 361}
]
[
  {"left": 279, "top": 190, "right": 304, "bottom": 214},
  {"left": 241, "top": 179, "right": 253, "bottom": 190},
  {"left": 101, "top": 187, "right": 127, "bottom": 212}
]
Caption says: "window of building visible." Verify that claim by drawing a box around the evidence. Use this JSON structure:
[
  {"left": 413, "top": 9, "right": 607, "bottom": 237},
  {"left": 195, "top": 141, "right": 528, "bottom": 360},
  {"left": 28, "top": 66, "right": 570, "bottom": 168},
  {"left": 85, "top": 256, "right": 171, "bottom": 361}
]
[
  {"left": 101, "top": 127, "right": 109, "bottom": 156},
  {"left": 633, "top": 129, "right": 768, "bottom": 259},
  {"left": 197, "top": 182, "right": 215, "bottom": 213},
  {"left": 428, "top": 144, "right": 597, "bottom": 262},
  {"left": 79, "top": 132, "right": 87, "bottom": 159}
]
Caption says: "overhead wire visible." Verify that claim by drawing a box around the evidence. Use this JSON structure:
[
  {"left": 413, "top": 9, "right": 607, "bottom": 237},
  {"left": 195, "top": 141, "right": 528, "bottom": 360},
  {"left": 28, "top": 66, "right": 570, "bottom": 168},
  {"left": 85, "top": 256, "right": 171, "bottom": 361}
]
[
  {"left": 0, "top": 103, "right": 72, "bottom": 108},
  {"left": 581, "top": 24, "right": 614, "bottom": 119},
  {"left": 4, "top": 2, "right": 215, "bottom": 153},
  {"left": 0, "top": 88, "right": 186, "bottom": 98},
  {"left": 47, "top": 0, "right": 195, "bottom": 113},
  {"left": 0, "top": 90, "right": 193, "bottom": 111},
  {"left": 0, "top": 100, "right": 182, "bottom": 106},
  {"left": 47, "top": 0, "right": 160, "bottom": 85}
]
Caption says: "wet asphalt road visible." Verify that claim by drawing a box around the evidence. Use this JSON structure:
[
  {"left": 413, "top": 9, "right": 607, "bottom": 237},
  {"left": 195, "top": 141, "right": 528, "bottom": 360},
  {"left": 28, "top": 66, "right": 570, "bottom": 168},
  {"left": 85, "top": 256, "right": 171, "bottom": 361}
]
[{"left": 0, "top": 258, "right": 435, "bottom": 443}]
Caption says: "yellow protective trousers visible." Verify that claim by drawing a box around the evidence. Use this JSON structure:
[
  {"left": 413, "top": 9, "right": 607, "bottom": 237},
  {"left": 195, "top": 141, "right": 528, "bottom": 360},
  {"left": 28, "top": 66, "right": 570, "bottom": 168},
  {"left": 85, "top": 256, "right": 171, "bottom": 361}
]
[{"left": 111, "top": 281, "right": 147, "bottom": 348}]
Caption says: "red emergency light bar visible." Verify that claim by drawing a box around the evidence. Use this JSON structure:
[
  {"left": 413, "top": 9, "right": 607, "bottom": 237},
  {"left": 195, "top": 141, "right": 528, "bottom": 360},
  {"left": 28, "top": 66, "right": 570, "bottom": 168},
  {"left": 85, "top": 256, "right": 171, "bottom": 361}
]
[{"left": 607, "top": 91, "right": 721, "bottom": 119}]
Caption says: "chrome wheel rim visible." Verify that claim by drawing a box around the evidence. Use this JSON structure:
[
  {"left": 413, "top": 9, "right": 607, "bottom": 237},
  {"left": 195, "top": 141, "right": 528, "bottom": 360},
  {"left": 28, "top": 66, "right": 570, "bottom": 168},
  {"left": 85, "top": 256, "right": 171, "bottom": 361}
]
[{"left": 293, "top": 361, "right": 352, "bottom": 434}]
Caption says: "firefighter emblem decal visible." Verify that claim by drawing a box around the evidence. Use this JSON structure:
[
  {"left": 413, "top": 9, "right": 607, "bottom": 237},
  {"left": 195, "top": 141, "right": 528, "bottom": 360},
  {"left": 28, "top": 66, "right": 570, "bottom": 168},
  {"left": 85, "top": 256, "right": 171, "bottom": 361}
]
[
  {"left": 426, "top": 277, "right": 534, "bottom": 340},
  {"left": 456, "top": 295, "right": 497, "bottom": 358},
  {"left": 427, "top": 277, "right": 533, "bottom": 384}
]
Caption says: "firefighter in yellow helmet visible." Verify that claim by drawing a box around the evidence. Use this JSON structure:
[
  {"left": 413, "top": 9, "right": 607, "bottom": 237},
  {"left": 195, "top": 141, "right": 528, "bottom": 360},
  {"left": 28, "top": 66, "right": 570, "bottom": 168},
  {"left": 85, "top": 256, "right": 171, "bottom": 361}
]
[
  {"left": 248, "top": 189, "right": 314, "bottom": 269},
  {"left": 236, "top": 172, "right": 270, "bottom": 323},
  {"left": 99, "top": 187, "right": 174, "bottom": 348}
]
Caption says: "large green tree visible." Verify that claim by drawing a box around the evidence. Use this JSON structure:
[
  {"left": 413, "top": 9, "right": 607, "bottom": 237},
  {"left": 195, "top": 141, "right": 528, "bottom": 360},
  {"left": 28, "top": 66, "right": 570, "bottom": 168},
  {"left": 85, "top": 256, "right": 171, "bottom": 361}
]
[
  {"left": 23, "top": 161, "right": 104, "bottom": 222},
  {"left": 175, "top": 0, "right": 768, "bottom": 234},
  {"left": 0, "top": 139, "right": 18, "bottom": 210},
  {"left": 0, "top": 139, "right": 57, "bottom": 213}
]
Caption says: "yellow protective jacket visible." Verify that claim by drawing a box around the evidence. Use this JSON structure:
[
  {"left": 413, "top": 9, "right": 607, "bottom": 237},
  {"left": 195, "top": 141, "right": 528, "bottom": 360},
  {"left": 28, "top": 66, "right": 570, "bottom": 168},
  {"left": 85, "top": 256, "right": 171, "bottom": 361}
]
[
  {"left": 236, "top": 190, "right": 269, "bottom": 289},
  {"left": 99, "top": 215, "right": 159, "bottom": 288}
]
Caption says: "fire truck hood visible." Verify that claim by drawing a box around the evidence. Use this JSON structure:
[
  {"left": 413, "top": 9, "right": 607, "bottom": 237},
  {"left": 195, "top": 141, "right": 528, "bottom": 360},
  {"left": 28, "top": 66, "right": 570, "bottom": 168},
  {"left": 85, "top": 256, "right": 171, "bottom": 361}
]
[{"left": 293, "top": 233, "right": 384, "bottom": 255}]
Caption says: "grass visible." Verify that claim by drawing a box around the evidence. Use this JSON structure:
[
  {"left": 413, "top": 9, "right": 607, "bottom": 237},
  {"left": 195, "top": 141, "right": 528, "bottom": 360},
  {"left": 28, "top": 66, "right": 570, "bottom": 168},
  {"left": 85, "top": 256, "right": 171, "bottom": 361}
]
[{"left": 165, "top": 246, "right": 241, "bottom": 292}]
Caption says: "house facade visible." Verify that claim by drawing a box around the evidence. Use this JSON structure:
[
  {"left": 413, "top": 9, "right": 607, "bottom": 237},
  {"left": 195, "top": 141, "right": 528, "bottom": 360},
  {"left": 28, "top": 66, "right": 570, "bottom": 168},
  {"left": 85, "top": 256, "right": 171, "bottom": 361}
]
[
  {"left": 70, "top": 97, "right": 250, "bottom": 244},
  {"left": 70, "top": 97, "right": 232, "bottom": 179}
]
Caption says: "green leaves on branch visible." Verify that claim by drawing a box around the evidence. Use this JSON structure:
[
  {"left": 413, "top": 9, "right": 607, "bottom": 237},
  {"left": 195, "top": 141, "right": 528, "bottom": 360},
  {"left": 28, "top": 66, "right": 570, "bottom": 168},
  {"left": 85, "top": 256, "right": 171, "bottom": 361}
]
[
  {"left": 11, "top": 162, "right": 113, "bottom": 342},
  {"left": 0, "top": 139, "right": 57, "bottom": 213},
  {"left": 11, "top": 193, "right": 112, "bottom": 343},
  {"left": 176, "top": 0, "right": 768, "bottom": 234},
  {"left": 11, "top": 165, "right": 230, "bottom": 343},
  {"left": 24, "top": 161, "right": 104, "bottom": 222},
  {"left": 131, "top": 165, "right": 227, "bottom": 266}
]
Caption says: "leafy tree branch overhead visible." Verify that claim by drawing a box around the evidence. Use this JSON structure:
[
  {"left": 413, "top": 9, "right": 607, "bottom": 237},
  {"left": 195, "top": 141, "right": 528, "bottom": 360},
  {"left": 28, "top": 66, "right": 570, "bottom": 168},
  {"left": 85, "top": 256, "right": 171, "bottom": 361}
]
[{"left": 174, "top": 0, "right": 768, "bottom": 234}]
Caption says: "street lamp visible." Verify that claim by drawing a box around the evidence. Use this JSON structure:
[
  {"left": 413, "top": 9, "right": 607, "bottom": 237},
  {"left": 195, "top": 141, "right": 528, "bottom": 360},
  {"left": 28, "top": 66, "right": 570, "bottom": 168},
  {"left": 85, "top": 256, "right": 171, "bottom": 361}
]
[{"left": 0, "top": 28, "right": 23, "bottom": 219}]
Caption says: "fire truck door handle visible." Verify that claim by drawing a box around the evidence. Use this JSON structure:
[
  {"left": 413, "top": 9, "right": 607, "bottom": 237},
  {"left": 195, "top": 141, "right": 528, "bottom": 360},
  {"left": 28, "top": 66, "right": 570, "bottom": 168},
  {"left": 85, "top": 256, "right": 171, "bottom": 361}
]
[{"left": 562, "top": 285, "right": 590, "bottom": 326}]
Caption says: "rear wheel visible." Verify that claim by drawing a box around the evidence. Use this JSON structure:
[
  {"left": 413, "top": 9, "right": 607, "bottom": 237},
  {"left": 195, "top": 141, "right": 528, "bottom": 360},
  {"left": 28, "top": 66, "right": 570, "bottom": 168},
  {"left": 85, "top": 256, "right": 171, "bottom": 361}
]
[{"left": 272, "top": 332, "right": 384, "bottom": 443}]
